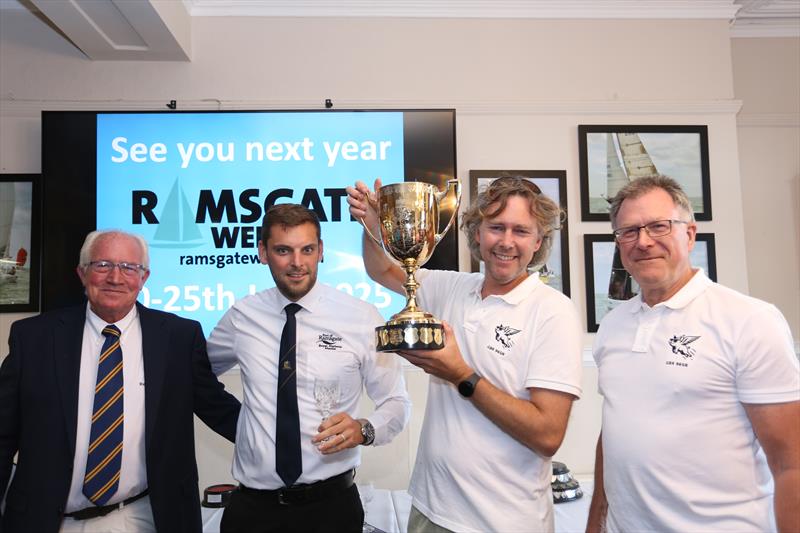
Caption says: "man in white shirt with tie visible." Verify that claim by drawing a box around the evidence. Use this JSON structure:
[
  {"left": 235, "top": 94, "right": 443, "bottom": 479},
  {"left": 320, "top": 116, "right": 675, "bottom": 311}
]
[{"left": 208, "top": 204, "right": 411, "bottom": 533}]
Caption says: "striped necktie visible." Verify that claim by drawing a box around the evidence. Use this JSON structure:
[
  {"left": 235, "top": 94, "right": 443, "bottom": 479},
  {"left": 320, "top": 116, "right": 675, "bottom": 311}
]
[
  {"left": 83, "top": 324, "right": 124, "bottom": 505},
  {"left": 276, "top": 303, "right": 302, "bottom": 487}
]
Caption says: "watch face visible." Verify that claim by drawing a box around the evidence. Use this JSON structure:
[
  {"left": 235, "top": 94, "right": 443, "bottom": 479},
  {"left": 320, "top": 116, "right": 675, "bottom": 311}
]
[
  {"left": 361, "top": 421, "right": 375, "bottom": 445},
  {"left": 458, "top": 373, "right": 480, "bottom": 397}
]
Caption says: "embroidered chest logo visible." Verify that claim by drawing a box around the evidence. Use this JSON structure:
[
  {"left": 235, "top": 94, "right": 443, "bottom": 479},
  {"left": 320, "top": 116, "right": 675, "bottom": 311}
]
[
  {"left": 494, "top": 324, "right": 521, "bottom": 349},
  {"left": 668, "top": 334, "right": 700, "bottom": 362},
  {"left": 317, "top": 333, "right": 343, "bottom": 351}
]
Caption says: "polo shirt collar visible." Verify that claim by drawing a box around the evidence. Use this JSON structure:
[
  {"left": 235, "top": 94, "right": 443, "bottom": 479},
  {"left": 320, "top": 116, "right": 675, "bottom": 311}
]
[
  {"left": 626, "top": 294, "right": 644, "bottom": 314},
  {"left": 479, "top": 272, "right": 542, "bottom": 304},
  {"left": 630, "top": 268, "right": 709, "bottom": 313}
]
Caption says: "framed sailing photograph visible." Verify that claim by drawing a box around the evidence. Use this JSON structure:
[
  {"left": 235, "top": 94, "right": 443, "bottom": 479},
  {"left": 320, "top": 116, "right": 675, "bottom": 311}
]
[
  {"left": 469, "top": 170, "right": 570, "bottom": 296},
  {"left": 0, "top": 174, "right": 41, "bottom": 312},
  {"left": 578, "top": 125, "right": 711, "bottom": 221},
  {"left": 583, "top": 232, "right": 717, "bottom": 332}
]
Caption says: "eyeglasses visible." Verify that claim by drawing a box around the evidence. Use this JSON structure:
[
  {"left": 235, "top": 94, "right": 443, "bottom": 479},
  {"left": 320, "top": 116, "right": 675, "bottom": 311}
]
[
  {"left": 613, "top": 219, "right": 689, "bottom": 244},
  {"left": 85, "top": 260, "right": 147, "bottom": 277}
]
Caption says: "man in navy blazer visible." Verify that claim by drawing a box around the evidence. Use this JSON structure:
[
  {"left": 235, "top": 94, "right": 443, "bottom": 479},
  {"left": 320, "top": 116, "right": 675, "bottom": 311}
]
[{"left": 0, "top": 230, "right": 241, "bottom": 532}]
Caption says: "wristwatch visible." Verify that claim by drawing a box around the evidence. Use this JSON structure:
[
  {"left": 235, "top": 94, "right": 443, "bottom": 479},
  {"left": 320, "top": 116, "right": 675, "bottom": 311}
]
[
  {"left": 358, "top": 419, "right": 375, "bottom": 446},
  {"left": 458, "top": 372, "right": 482, "bottom": 398}
]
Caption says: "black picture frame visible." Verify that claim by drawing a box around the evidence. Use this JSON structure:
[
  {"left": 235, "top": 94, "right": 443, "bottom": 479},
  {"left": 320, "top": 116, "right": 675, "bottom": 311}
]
[
  {"left": 583, "top": 232, "right": 717, "bottom": 332},
  {"left": 578, "top": 125, "right": 711, "bottom": 221},
  {"left": 0, "top": 174, "right": 41, "bottom": 313},
  {"left": 469, "top": 170, "right": 570, "bottom": 297}
]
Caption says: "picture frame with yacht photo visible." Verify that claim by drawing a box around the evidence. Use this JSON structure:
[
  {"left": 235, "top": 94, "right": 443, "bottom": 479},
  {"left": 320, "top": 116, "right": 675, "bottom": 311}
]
[
  {"left": 578, "top": 125, "right": 711, "bottom": 222},
  {"left": 583, "top": 232, "right": 717, "bottom": 332},
  {"left": 469, "top": 170, "right": 571, "bottom": 297},
  {"left": 0, "top": 174, "right": 41, "bottom": 313}
]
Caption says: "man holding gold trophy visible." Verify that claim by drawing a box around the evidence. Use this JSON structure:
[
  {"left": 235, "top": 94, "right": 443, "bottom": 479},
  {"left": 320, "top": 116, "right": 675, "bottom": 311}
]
[{"left": 347, "top": 176, "right": 583, "bottom": 533}]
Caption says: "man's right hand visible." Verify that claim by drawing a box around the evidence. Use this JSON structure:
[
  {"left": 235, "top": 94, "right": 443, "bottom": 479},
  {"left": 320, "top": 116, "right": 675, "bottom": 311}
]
[
  {"left": 345, "top": 178, "right": 406, "bottom": 294},
  {"left": 346, "top": 179, "right": 382, "bottom": 235}
]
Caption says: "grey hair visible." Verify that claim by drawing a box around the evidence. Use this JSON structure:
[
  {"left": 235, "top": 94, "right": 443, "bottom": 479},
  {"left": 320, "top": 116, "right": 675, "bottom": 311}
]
[
  {"left": 609, "top": 175, "right": 696, "bottom": 229},
  {"left": 78, "top": 230, "right": 150, "bottom": 270}
]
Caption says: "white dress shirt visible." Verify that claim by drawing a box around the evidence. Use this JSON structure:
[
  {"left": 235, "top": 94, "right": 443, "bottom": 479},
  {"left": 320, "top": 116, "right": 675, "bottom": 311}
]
[
  {"left": 65, "top": 305, "right": 148, "bottom": 512},
  {"left": 208, "top": 281, "right": 411, "bottom": 489}
]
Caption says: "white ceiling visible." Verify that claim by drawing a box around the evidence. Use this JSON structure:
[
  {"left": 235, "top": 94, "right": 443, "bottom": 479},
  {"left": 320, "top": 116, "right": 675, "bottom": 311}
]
[{"left": 2, "top": 0, "right": 798, "bottom": 61}]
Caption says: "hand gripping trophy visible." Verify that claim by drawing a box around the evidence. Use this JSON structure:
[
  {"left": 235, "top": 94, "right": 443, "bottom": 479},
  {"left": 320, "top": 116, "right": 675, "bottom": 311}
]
[{"left": 361, "top": 179, "right": 461, "bottom": 352}]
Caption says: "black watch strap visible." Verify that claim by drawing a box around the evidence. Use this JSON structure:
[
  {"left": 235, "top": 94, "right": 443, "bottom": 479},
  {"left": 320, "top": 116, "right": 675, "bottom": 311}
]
[{"left": 458, "top": 372, "right": 481, "bottom": 398}]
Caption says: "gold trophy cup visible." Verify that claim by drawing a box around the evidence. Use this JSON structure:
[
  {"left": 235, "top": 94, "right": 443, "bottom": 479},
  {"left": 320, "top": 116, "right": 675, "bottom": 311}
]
[{"left": 362, "top": 179, "right": 461, "bottom": 352}]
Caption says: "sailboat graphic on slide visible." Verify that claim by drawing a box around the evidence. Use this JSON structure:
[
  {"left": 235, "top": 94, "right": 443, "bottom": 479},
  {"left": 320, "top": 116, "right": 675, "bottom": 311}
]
[{"left": 150, "top": 177, "right": 205, "bottom": 249}]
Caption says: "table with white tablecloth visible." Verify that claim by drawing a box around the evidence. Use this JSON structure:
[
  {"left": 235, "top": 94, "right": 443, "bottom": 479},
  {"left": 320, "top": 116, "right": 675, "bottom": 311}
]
[{"left": 202, "top": 480, "right": 594, "bottom": 533}]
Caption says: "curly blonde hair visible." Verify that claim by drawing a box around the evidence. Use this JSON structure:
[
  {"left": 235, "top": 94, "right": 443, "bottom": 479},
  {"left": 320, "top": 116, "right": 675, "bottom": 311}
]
[{"left": 460, "top": 175, "right": 562, "bottom": 271}]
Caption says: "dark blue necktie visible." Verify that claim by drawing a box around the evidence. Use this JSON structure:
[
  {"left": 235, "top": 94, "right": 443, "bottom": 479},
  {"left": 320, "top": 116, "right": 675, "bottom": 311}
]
[
  {"left": 83, "top": 324, "right": 124, "bottom": 505},
  {"left": 276, "top": 303, "right": 303, "bottom": 487}
]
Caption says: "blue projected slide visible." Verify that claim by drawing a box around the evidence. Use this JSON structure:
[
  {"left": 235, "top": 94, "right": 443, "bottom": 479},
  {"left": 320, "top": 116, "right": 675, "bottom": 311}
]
[{"left": 96, "top": 112, "right": 405, "bottom": 334}]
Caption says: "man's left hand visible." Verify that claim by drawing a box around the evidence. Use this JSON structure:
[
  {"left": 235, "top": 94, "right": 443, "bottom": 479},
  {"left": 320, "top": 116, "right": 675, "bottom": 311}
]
[
  {"left": 397, "top": 322, "right": 473, "bottom": 385},
  {"left": 313, "top": 412, "right": 363, "bottom": 454}
]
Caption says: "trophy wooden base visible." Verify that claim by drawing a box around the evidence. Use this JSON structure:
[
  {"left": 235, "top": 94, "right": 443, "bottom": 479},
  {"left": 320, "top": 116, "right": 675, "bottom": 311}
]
[{"left": 375, "top": 322, "right": 445, "bottom": 352}]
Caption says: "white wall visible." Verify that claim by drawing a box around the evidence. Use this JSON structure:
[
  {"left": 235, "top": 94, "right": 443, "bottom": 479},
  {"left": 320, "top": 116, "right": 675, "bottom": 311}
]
[
  {"left": 732, "top": 37, "right": 800, "bottom": 341},
  {"left": 2, "top": 11, "right": 783, "bottom": 492}
]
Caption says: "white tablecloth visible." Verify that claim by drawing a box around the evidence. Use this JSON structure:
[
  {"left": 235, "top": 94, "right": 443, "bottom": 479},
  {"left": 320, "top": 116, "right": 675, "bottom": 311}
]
[
  {"left": 554, "top": 479, "right": 593, "bottom": 533},
  {"left": 201, "top": 480, "right": 594, "bottom": 533}
]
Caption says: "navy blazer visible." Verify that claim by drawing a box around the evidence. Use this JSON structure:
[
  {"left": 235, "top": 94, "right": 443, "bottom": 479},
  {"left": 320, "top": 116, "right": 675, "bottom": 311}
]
[{"left": 0, "top": 303, "right": 241, "bottom": 532}]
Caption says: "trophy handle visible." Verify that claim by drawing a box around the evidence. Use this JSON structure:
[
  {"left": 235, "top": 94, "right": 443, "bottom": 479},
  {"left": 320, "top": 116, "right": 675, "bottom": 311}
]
[
  {"left": 359, "top": 216, "right": 383, "bottom": 247},
  {"left": 433, "top": 179, "right": 462, "bottom": 244}
]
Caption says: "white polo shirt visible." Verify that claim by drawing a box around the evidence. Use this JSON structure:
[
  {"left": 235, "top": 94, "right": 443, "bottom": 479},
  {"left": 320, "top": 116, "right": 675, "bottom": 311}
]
[
  {"left": 594, "top": 270, "right": 799, "bottom": 532},
  {"left": 408, "top": 269, "right": 583, "bottom": 533},
  {"left": 207, "top": 281, "right": 411, "bottom": 489}
]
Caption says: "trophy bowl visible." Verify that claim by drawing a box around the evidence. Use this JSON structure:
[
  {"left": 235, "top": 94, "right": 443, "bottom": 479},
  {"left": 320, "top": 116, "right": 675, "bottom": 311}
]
[{"left": 362, "top": 179, "right": 461, "bottom": 352}]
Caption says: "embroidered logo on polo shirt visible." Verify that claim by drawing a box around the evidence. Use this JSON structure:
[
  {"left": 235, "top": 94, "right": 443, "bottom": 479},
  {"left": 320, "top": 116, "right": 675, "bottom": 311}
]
[
  {"left": 494, "top": 324, "right": 521, "bottom": 349},
  {"left": 667, "top": 334, "right": 700, "bottom": 363},
  {"left": 317, "top": 333, "right": 343, "bottom": 350}
]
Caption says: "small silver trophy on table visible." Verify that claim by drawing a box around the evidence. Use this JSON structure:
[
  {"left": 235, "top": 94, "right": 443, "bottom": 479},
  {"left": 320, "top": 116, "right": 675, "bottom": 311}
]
[
  {"left": 361, "top": 179, "right": 461, "bottom": 352},
  {"left": 552, "top": 461, "right": 583, "bottom": 503}
]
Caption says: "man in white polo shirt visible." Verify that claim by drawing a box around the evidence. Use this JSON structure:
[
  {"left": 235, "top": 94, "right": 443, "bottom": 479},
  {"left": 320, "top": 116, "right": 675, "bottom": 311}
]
[
  {"left": 347, "top": 176, "right": 582, "bottom": 533},
  {"left": 586, "top": 176, "right": 800, "bottom": 533}
]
